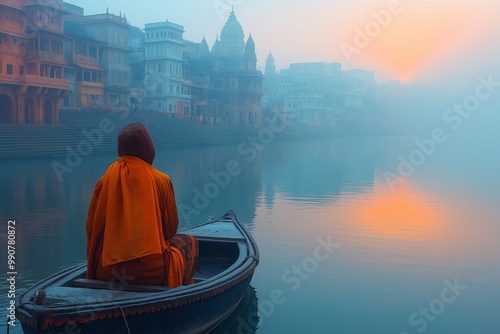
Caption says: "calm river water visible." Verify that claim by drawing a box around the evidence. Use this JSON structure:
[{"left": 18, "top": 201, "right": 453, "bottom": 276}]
[{"left": 1, "top": 132, "right": 499, "bottom": 333}]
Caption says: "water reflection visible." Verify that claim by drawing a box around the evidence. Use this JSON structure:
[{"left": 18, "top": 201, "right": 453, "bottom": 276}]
[
  {"left": 1, "top": 135, "right": 499, "bottom": 333},
  {"left": 261, "top": 138, "right": 376, "bottom": 206},
  {"left": 156, "top": 145, "right": 263, "bottom": 229},
  {"left": 212, "top": 286, "right": 260, "bottom": 334}
]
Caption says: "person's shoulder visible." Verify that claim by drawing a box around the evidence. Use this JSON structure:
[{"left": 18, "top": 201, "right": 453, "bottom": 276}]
[{"left": 148, "top": 165, "right": 173, "bottom": 185}]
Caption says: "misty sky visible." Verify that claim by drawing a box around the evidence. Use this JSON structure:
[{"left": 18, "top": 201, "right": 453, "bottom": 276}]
[{"left": 68, "top": 0, "right": 500, "bottom": 86}]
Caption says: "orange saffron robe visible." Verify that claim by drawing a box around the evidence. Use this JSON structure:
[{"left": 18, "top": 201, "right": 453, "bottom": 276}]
[{"left": 86, "top": 156, "right": 186, "bottom": 287}]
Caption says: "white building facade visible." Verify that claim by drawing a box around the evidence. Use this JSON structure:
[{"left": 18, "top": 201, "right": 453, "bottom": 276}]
[{"left": 143, "top": 21, "right": 191, "bottom": 115}]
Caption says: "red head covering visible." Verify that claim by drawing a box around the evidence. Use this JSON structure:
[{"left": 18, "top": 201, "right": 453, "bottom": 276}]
[{"left": 117, "top": 122, "right": 156, "bottom": 165}]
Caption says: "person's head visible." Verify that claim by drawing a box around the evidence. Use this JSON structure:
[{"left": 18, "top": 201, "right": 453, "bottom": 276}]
[{"left": 117, "top": 122, "right": 156, "bottom": 164}]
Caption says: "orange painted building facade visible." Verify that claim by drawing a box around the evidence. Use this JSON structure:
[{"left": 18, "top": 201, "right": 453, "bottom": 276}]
[
  {"left": 63, "top": 36, "right": 105, "bottom": 109},
  {"left": 0, "top": 0, "right": 69, "bottom": 125}
]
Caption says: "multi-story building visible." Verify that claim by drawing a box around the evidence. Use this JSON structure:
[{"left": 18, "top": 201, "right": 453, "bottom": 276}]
[
  {"left": 65, "top": 9, "right": 131, "bottom": 110},
  {"left": 187, "top": 10, "right": 263, "bottom": 126},
  {"left": 129, "top": 25, "right": 144, "bottom": 111},
  {"left": 0, "top": 0, "right": 69, "bottom": 125},
  {"left": 143, "top": 21, "right": 191, "bottom": 116},
  {"left": 338, "top": 69, "right": 377, "bottom": 112},
  {"left": 63, "top": 15, "right": 105, "bottom": 109},
  {"left": 264, "top": 61, "right": 342, "bottom": 125},
  {"left": 262, "top": 58, "right": 377, "bottom": 127}
]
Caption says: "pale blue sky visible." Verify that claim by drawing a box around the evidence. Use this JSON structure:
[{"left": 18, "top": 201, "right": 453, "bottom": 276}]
[{"left": 67, "top": 0, "right": 500, "bottom": 85}]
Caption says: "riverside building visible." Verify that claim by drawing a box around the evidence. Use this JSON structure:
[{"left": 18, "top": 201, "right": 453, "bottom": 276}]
[
  {"left": 143, "top": 21, "right": 191, "bottom": 116},
  {"left": 0, "top": 0, "right": 69, "bottom": 125}
]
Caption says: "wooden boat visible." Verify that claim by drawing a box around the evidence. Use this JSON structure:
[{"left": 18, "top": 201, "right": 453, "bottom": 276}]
[{"left": 16, "top": 211, "right": 259, "bottom": 334}]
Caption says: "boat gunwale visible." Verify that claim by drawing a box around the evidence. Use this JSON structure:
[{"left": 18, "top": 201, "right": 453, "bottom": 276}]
[{"left": 16, "top": 211, "right": 259, "bottom": 331}]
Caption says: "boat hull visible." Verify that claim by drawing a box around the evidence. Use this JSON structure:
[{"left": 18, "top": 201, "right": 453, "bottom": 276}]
[
  {"left": 16, "top": 211, "right": 259, "bottom": 334},
  {"left": 20, "top": 275, "right": 254, "bottom": 334}
]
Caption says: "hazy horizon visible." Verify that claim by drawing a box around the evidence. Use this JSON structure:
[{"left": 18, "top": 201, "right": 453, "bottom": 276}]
[{"left": 66, "top": 0, "right": 500, "bottom": 87}]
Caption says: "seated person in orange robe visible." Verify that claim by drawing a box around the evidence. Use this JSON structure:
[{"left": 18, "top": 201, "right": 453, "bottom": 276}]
[{"left": 86, "top": 122, "right": 199, "bottom": 288}]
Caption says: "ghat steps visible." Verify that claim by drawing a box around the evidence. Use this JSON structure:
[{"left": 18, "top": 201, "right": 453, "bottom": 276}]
[{"left": 0, "top": 110, "right": 341, "bottom": 159}]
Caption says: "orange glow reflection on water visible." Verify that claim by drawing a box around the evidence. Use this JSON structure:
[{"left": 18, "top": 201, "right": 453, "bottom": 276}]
[
  {"left": 349, "top": 181, "right": 447, "bottom": 244},
  {"left": 255, "top": 175, "right": 499, "bottom": 276}
]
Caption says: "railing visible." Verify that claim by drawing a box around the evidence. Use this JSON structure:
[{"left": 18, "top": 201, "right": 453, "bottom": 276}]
[
  {"left": 76, "top": 81, "right": 104, "bottom": 89},
  {"left": 24, "top": 74, "right": 69, "bottom": 89},
  {"left": 27, "top": 50, "right": 65, "bottom": 62},
  {"left": 72, "top": 55, "right": 100, "bottom": 66},
  {"left": 80, "top": 103, "right": 107, "bottom": 109},
  {"left": 0, "top": 44, "right": 22, "bottom": 54},
  {"left": 2, "top": 0, "right": 24, "bottom": 10},
  {"left": 86, "top": 13, "right": 128, "bottom": 24},
  {"left": 26, "top": 20, "right": 64, "bottom": 34},
  {"left": 0, "top": 73, "right": 24, "bottom": 85},
  {"left": 23, "top": 0, "right": 65, "bottom": 12},
  {"left": 0, "top": 19, "right": 23, "bottom": 36}
]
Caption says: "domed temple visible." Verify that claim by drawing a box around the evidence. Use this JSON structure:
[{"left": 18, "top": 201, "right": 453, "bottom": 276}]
[{"left": 187, "top": 9, "right": 263, "bottom": 127}]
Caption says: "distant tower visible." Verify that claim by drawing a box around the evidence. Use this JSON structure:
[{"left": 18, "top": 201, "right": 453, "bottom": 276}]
[
  {"left": 199, "top": 35, "right": 210, "bottom": 56},
  {"left": 211, "top": 35, "right": 221, "bottom": 55},
  {"left": 218, "top": 9, "right": 245, "bottom": 57},
  {"left": 265, "top": 52, "right": 276, "bottom": 76},
  {"left": 244, "top": 34, "right": 257, "bottom": 71}
]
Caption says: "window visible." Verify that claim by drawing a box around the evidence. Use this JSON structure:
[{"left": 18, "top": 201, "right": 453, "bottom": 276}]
[
  {"left": 0, "top": 63, "right": 2, "bottom": 74},
  {"left": 6, "top": 11, "right": 14, "bottom": 22},
  {"left": 40, "top": 38, "right": 49, "bottom": 52},
  {"left": 7, "top": 64, "right": 13, "bottom": 75},
  {"left": 19, "top": 66, "right": 24, "bottom": 75},
  {"left": 157, "top": 63, "right": 161, "bottom": 72},
  {"left": 156, "top": 84, "right": 162, "bottom": 94}
]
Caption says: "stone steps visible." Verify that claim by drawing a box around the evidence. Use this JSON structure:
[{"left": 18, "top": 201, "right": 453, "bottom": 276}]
[
  {"left": 0, "top": 111, "right": 261, "bottom": 158},
  {"left": 0, "top": 111, "right": 343, "bottom": 159}
]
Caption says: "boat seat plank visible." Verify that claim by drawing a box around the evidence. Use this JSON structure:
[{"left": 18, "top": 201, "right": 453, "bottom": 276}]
[
  {"left": 72, "top": 278, "right": 171, "bottom": 292},
  {"left": 188, "top": 221, "right": 244, "bottom": 240},
  {"left": 42, "top": 286, "right": 141, "bottom": 305}
]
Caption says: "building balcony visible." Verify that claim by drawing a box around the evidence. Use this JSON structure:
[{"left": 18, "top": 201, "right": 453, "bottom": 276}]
[
  {"left": 23, "top": 18, "right": 64, "bottom": 34},
  {"left": 76, "top": 81, "right": 104, "bottom": 89},
  {"left": 85, "top": 13, "right": 128, "bottom": 25},
  {"left": 0, "top": 19, "right": 24, "bottom": 37},
  {"left": 71, "top": 54, "right": 100, "bottom": 67},
  {"left": 24, "top": 74, "right": 69, "bottom": 90},
  {"left": 0, "top": 73, "right": 24, "bottom": 85},
  {"left": 0, "top": 43, "right": 22, "bottom": 55},
  {"left": 26, "top": 50, "right": 65, "bottom": 63},
  {"left": 24, "top": 0, "right": 63, "bottom": 7},
  {"left": 2, "top": 0, "right": 24, "bottom": 10}
]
